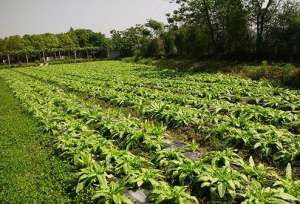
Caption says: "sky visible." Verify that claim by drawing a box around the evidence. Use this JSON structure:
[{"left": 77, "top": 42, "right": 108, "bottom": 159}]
[{"left": 0, "top": 0, "right": 177, "bottom": 38}]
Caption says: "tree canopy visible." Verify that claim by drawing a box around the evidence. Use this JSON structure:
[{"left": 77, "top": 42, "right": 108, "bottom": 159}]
[
  {"left": 1, "top": 0, "right": 300, "bottom": 62},
  {"left": 110, "top": 0, "right": 300, "bottom": 60},
  {"left": 0, "top": 28, "right": 109, "bottom": 55}
]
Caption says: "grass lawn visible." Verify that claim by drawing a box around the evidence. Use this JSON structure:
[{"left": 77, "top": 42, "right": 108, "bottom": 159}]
[{"left": 0, "top": 77, "right": 73, "bottom": 203}]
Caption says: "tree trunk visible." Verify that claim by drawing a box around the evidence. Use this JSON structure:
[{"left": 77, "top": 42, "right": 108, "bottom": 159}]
[
  {"left": 106, "top": 49, "right": 110, "bottom": 58},
  {"left": 7, "top": 54, "right": 10, "bottom": 65},
  {"left": 74, "top": 50, "right": 77, "bottom": 60},
  {"left": 255, "top": 0, "right": 273, "bottom": 60},
  {"left": 256, "top": 15, "right": 262, "bottom": 59},
  {"left": 202, "top": 0, "right": 217, "bottom": 53},
  {"left": 42, "top": 50, "right": 46, "bottom": 63},
  {"left": 25, "top": 53, "right": 29, "bottom": 64},
  {"left": 59, "top": 51, "right": 62, "bottom": 59},
  {"left": 292, "top": 44, "right": 297, "bottom": 62}
]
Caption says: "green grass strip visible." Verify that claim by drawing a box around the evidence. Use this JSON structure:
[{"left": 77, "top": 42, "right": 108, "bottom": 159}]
[{"left": 0, "top": 77, "right": 73, "bottom": 203}]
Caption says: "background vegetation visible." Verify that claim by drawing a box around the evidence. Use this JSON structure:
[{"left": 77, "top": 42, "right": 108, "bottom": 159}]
[
  {"left": 1, "top": 0, "right": 300, "bottom": 87},
  {"left": 1, "top": 0, "right": 300, "bottom": 64},
  {"left": 110, "top": 0, "right": 300, "bottom": 61},
  {"left": 0, "top": 28, "right": 110, "bottom": 64}
]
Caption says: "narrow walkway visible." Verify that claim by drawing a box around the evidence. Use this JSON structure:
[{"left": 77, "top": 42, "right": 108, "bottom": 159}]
[{"left": 0, "top": 78, "right": 72, "bottom": 203}]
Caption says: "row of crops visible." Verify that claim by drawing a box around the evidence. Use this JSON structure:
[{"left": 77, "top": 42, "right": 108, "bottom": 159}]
[{"left": 1, "top": 61, "right": 299, "bottom": 203}]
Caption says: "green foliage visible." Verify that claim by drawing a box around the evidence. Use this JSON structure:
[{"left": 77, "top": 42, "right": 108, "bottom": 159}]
[
  {"left": 198, "top": 166, "right": 248, "bottom": 200},
  {"left": 76, "top": 163, "right": 112, "bottom": 193},
  {"left": 92, "top": 181, "right": 133, "bottom": 204},
  {"left": 150, "top": 181, "right": 198, "bottom": 204},
  {"left": 241, "top": 181, "right": 298, "bottom": 204},
  {"left": 1, "top": 61, "right": 300, "bottom": 203},
  {"left": 0, "top": 79, "right": 72, "bottom": 203},
  {"left": 282, "top": 64, "right": 296, "bottom": 84},
  {"left": 273, "top": 163, "right": 300, "bottom": 199},
  {"left": 202, "top": 149, "right": 243, "bottom": 167},
  {"left": 127, "top": 168, "right": 164, "bottom": 188},
  {"left": 240, "top": 156, "right": 277, "bottom": 185},
  {"left": 170, "top": 159, "right": 207, "bottom": 185},
  {"left": 0, "top": 28, "right": 110, "bottom": 65},
  {"left": 185, "top": 139, "right": 199, "bottom": 153}
]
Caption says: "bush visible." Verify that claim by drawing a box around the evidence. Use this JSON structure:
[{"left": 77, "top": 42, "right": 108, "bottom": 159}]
[
  {"left": 282, "top": 67, "right": 300, "bottom": 88},
  {"left": 260, "top": 60, "right": 270, "bottom": 78},
  {"left": 282, "top": 64, "right": 295, "bottom": 83}
]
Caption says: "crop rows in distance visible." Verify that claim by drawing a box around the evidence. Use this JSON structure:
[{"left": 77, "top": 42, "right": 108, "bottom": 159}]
[{"left": 0, "top": 61, "right": 299, "bottom": 203}]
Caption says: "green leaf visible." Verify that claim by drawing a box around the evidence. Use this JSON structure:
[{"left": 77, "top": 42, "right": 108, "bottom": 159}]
[
  {"left": 179, "top": 174, "right": 186, "bottom": 185},
  {"left": 285, "top": 163, "right": 292, "bottom": 180},
  {"left": 76, "top": 182, "right": 84, "bottom": 193},
  {"left": 254, "top": 143, "right": 261, "bottom": 149},
  {"left": 249, "top": 156, "right": 255, "bottom": 168},
  {"left": 228, "top": 180, "right": 235, "bottom": 190},
  {"left": 97, "top": 175, "right": 107, "bottom": 186},
  {"left": 122, "top": 195, "right": 134, "bottom": 204},
  {"left": 113, "top": 194, "right": 122, "bottom": 204},
  {"left": 198, "top": 176, "right": 211, "bottom": 182},
  {"left": 276, "top": 192, "right": 298, "bottom": 201},
  {"left": 92, "top": 192, "right": 103, "bottom": 200},
  {"left": 218, "top": 183, "right": 226, "bottom": 198},
  {"left": 137, "top": 180, "right": 143, "bottom": 187},
  {"left": 201, "top": 182, "right": 211, "bottom": 188}
]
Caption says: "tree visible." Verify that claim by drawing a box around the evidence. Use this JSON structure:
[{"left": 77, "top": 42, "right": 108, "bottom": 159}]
[
  {"left": 0, "top": 38, "right": 6, "bottom": 53},
  {"left": 169, "top": 0, "right": 250, "bottom": 56},
  {"left": 57, "top": 33, "right": 76, "bottom": 50},
  {"left": 145, "top": 19, "right": 165, "bottom": 37},
  {"left": 110, "top": 25, "right": 149, "bottom": 57},
  {"left": 169, "top": 0, "right": 218, "bottom": 52},
  {"left": 3, "top": 35, "right": 26, "bottom": 64},
  {"left": 22, "top": 35, "right": 35, "bottom": 64},
  {"left": 263, "top": 0, "right": 300, "bottom": 59},
  {"left": 4, "top": 35, "right": 25, "bottom": 52},
  {"left": 245, "top": 0, "right": 282, "bottom": 58},
  {"left": 74, "top": 29, "right": 92, "bottom": 48}
]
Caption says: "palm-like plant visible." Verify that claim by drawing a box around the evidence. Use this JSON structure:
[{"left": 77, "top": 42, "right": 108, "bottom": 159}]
[
  {"left": 125, "top": 131, "right": 144, "bottom": 150},
  {"left": 197, "top": 166, "right": 248, "bottom": 201},
  {"left": 92, "top": 181, "right": 133, "bottom": 204},
  {"left": 143, "top": 136, "right": 164, "bottom": 152},
  {"left": 76, "top": 162, "right": 112, "bottom": 193},
  {"left": 170, "top": 159, "right": 207, "bottom": 185},
  {"left": 273, "top": 163, "right": 300, "bottom": 199},
  {"left": 241, "top": 181, "right": 298, "bottom": 204},
  {"left": 142, "top": 121, "right": 166, "bottom": 138},
  {"left": 73, "top": 151, "right": 94, "bottom": 168},
  {"left": 202, "top": 149, "right": 244, "bottom": 168},
  {"left": 115, "top": 152, "right": 147, "bottom": 175},
  {"left": 127, "top": 168, "right": 164, "bottom": 189},
  {"left": 185, "top": 139, "right": 199, "bottom": 153},
  {"left": 155, "top": 149, "right": 185, "bottom": 169},
  {"left": 241, "top": 156, "right": 277, "bottom": 185},
  {"left": 150, "top": 181, "right": 198, "bottom": 204}
]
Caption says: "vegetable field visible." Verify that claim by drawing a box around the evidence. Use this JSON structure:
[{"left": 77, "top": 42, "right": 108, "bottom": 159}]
[{"left": 1, "top": 61, "right": 300, "bottom": 203}]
